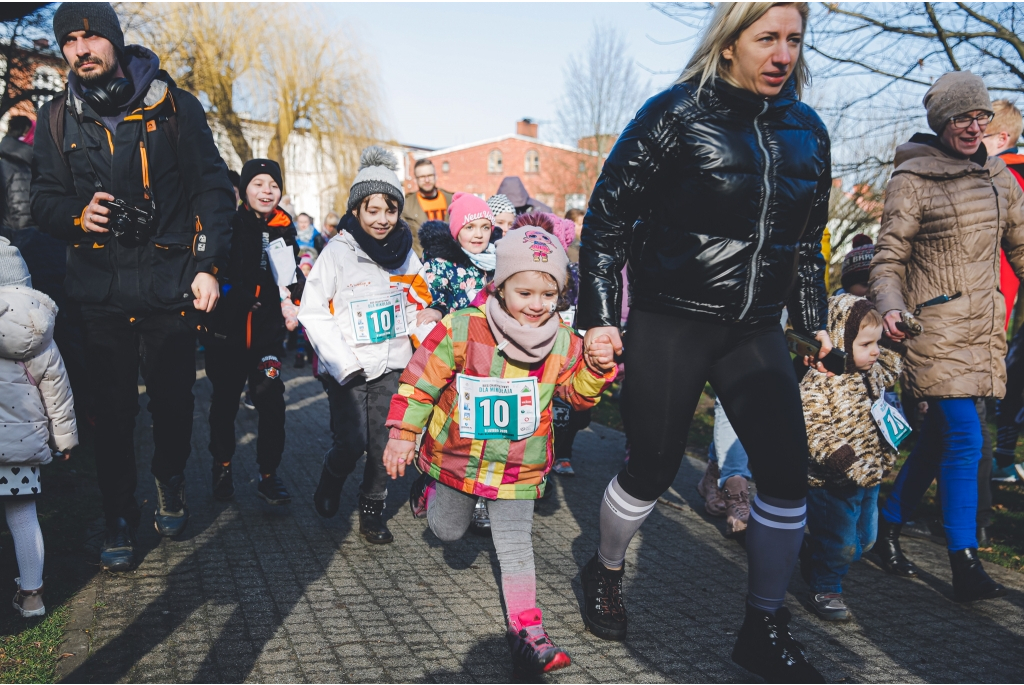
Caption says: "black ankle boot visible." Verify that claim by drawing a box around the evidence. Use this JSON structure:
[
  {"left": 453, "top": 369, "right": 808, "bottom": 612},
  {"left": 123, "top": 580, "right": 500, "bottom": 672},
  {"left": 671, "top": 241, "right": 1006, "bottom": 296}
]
[
  {"left": 731, "top": 605, "right": 824, "bottom": 683},
  {"left": 359, "top": 495, "right": 393, "bottom": 544},
  {"left": 949, "top": 548, "right": 1007, "bottom": 602},
  {"left": 313, "top": 466, "right": 346, "bottom": 518},
  {"left": 871, "top": 518, "right": 919, "bottom": 577}
]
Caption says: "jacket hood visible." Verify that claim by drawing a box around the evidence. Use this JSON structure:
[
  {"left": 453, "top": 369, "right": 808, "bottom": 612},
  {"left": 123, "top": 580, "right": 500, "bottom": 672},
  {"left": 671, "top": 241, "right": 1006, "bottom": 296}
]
[
  {"left": 0, "top": 136, "right": 32, "bottom": 166},
  {"left": 496, "top": 177, "right": 530, "bottom": 206},
  {"left": 825, "top": 293, "right": 876, "bottom": 374},
  {"left": 0, "top": 285, "right": 56, "bottom": 361},
  {"left": 894, "top": 133, "right": 1004, "bottom": 179},
  {"left": 419, "top": 221, "right": 470, "bottom": 266},
  {"left": 68, "top": 44, "right": 161, "bottom": 113}
]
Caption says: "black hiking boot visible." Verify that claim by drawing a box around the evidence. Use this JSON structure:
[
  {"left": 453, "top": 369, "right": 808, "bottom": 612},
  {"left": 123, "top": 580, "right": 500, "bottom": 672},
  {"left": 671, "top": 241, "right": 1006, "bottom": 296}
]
[
  {"left": 950, "top": 548, "right": 1007, "bottom": 602},
  {"left": 580, "top": 554, "right": 626, "bottom": 640},
  {"left": 731, "top": 605, "right": 824, "bottom": 683},
  {"left": 313, "top": 465, "right": 346, "bottom": 518},
  {"left": 871, "top": 518, "right": 919, "bottom": 577},
  {"left": 358, "top": 495, "right": 393, "bottom": 544}
]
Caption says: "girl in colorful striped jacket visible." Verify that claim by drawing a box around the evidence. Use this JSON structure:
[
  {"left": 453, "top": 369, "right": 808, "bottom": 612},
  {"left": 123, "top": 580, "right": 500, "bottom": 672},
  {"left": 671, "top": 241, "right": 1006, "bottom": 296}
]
[{"left": 383, "top": 227, "right": 617, "bottom": 676}]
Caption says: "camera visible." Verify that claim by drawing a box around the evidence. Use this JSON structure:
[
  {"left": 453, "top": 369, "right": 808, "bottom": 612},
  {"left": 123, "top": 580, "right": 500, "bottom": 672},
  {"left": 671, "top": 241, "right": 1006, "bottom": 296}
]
[{"left": 99, "top": 198, "right": 155, "bottom": 245}]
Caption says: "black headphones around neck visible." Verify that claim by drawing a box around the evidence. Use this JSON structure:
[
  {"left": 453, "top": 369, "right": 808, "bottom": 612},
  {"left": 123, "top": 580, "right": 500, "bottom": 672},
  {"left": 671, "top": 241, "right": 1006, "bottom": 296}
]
[{"left": 81, "top": 77, "right": 133, "bottom": 112}]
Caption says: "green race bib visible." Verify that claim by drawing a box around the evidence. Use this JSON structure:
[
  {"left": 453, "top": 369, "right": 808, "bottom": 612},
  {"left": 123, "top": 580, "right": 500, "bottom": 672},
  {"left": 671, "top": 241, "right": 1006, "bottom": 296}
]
[
  {"left": 350, "top": 290, "right": 407, "bottom": 344},
  {"left": 456, "top": 374, "right": 539, "bottom": 441},
  {"left": 870, "top": 398, "right": 911, "bottom": 449}
]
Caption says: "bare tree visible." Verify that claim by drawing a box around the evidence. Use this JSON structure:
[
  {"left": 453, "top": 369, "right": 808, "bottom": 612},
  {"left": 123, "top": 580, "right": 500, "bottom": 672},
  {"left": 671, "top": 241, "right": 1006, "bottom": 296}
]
[
  {"left": 556, "top": 23, "right": 651, "bottom": 192},
  {"left": 0, "top": 6, "right": 65, "bottom": 121}
]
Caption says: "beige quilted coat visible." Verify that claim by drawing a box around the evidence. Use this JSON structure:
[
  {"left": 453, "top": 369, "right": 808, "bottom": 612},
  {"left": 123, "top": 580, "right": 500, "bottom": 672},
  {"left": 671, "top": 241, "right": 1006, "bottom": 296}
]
[
  {"left": 802, "top": 294, "right": 903, "bottom": 488},
  {"left": 870, "top": 141, "right": 1024, "bottom": 399}
]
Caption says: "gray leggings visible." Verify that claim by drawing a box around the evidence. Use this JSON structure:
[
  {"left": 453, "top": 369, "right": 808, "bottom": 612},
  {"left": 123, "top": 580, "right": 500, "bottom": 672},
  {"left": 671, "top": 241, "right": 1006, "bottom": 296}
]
[{"left": 428, "top": 483, "right": 537, "bottom": 621}]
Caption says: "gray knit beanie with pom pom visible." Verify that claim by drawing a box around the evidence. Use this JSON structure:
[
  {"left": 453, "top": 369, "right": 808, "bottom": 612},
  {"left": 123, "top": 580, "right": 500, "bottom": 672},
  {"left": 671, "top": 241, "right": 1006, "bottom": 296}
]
[{"left": 347, "top": 146, "right": 405, "bottom": 215}]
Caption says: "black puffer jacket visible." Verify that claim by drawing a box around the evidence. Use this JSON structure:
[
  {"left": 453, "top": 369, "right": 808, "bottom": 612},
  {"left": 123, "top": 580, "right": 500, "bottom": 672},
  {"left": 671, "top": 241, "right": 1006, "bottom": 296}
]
[
  {"left": 0, "top": 134, "right": 33, "bottom": 232},
  {"left": 578, "top": 77, "right": 831, "bottom": 333}
]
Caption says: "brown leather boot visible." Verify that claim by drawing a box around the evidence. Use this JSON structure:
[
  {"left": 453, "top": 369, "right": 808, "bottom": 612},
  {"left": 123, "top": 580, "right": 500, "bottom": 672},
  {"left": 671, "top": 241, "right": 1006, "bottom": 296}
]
[
  {"left": 697, "top": 460, "right": 727, "bottom": 517},
  {"left": 722, "top": 476, "right": 750, "bottom": 537}
]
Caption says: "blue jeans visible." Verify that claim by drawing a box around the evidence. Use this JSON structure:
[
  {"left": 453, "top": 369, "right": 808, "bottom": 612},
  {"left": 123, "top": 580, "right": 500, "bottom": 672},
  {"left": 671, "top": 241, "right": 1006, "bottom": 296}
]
[
  {"left": 806, "top": 484, "right": 879, "bottom": 594},
  {"left": 881, "top": 397, "right": 982, "bottom": 552},
  {"left": 709, "top": 397, "right": 753, "bottom": 488}
]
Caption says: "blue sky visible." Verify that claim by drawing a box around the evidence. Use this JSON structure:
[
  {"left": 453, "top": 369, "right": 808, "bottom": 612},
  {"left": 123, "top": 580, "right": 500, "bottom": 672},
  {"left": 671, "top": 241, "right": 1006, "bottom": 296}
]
[{"left": 323, "top": 2, "right": 697, "bottom": 150}]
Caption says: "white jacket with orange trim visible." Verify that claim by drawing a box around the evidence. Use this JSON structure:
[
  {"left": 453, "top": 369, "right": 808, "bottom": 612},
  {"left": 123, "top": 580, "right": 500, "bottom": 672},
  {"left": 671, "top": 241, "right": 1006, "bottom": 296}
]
[{"left": 298, "top": 230, "right": 433, "bottom": 385}]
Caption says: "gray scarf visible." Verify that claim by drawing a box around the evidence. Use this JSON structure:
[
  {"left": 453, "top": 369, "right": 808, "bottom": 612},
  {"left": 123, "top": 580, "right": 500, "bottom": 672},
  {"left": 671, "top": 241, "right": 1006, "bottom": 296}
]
[{"left": 485, "top": 294, "right": 560, "bottom": 364}]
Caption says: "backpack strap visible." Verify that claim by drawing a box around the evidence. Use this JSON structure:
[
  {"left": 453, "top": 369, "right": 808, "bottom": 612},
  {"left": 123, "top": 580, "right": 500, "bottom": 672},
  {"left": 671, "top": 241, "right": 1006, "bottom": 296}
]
[
  {"left": 159, "top": 87, "right": 179, "bottom": 159},
  {"left": 47, "top": 89, "right": 70, "bottom": 171}
]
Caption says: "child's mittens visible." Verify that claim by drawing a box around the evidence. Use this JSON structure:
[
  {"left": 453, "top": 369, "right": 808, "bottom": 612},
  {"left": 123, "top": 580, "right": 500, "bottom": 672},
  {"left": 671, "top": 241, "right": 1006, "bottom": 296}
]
[{"left": 824, "top": 443, "right": 858, "bottom": 479}]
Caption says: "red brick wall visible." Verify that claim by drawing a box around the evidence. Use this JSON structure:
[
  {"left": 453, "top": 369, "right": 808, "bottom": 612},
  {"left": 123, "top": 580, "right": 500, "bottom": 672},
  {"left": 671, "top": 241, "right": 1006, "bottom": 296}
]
[{"left": 405, "top": 137, "right": 601, "bottom": 216}]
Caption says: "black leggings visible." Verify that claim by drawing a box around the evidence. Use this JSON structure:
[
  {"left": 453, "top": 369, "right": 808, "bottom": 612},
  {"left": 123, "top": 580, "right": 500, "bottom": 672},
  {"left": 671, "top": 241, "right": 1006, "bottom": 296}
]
[{"left": 618, "top": 310, "right": 809, "bottom": 501}]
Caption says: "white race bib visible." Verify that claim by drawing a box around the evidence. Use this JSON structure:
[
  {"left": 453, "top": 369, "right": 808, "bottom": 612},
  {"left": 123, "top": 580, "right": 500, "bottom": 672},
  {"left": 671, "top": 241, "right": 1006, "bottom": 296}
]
[
  {"left": 456, "top": 374, "right": 539, "bottom": 441},
  {"left": 870, "top": 398, "right": 911, "bottom": 450},
  {"left": 349, "top": 290, "right": 408, "bottom": 344}
]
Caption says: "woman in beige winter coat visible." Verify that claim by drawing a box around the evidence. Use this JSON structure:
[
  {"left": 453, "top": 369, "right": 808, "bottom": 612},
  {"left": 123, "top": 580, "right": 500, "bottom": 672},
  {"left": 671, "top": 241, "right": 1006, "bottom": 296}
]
[
  {"left": 869, "top": 72, "right": 1024, "bottom": 603},
  {"left": 0, "top": 238, "right": 77, "bottom": 617}
]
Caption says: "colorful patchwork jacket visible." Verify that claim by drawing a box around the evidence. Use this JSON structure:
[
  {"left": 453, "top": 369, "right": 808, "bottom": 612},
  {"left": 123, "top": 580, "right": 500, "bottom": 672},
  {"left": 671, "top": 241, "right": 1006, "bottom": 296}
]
[{"left": 386, "top": 295, "right": 614, "bottom": 499}]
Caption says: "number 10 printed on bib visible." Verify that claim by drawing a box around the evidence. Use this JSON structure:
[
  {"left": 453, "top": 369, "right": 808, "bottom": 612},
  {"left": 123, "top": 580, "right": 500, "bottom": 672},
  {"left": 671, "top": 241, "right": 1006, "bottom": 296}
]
[
  {"left": 457, "top": 375, "right": 539, "bottom": 441},
  {"left": 870, "top": 398, "right": 911, "bottom": 450},
  {"left": 350, "top": 291, "right": 407, "bottom": 344}
]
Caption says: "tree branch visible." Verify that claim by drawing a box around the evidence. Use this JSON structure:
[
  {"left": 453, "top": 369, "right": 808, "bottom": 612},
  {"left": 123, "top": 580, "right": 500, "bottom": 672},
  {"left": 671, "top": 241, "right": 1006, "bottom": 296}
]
[{"left": 925, "top": 3, "right": 961, "bottom": 70}]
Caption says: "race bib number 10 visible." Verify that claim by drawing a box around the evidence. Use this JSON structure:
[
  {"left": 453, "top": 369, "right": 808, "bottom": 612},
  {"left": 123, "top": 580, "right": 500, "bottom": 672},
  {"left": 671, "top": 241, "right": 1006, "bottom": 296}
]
[
  {"left": 457, "top": 375, "right": 539, "bottom": 441},
  {"left": 350, "top": 291, "right": 407, "bottom": 344}
]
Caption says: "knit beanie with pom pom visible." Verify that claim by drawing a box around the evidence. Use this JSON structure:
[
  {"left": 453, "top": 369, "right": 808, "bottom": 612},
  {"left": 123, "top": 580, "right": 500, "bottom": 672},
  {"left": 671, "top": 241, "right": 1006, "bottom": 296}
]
[{"left": 347, "top": 146, "right": 405, "bottom": 215}]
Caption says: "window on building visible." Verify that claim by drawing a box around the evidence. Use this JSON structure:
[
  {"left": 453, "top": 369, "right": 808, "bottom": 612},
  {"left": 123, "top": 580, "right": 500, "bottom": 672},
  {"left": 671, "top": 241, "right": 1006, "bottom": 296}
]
[
  {"left": 441, "top": 161, "right": 450, "bottom": 173},
  {"left": 488, "top": 149, "right": 503, "bottom": 174},
  {"left": 524, "top": 150, "right": 540, "bottom": 174},
  {"left": 578, "top": 161, "right": 586, "bottom": 173},
  {"left": 565, "top": 194, "right": 588, "bottom": 211}
]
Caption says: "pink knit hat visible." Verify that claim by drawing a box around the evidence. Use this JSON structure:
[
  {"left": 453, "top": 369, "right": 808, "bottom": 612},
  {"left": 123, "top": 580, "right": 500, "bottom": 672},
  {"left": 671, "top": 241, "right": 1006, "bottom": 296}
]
[
  {"left": 447, "top": 192, "right": 494, "bottom": 239},
  {"left": 493, "top": 227, "right": 569, "bottom": 289}
]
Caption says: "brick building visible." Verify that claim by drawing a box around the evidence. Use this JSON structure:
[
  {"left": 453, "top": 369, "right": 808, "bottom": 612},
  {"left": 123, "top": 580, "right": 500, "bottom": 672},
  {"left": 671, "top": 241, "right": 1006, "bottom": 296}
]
[{"left": 405, "top": 120, "right": 605, "bottom": 215}]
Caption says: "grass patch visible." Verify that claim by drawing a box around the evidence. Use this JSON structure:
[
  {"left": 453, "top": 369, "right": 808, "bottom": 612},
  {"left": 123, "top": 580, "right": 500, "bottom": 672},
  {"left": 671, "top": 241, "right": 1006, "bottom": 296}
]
[{"left": 0, "top": 441, "right": 102, "bottom": 683}]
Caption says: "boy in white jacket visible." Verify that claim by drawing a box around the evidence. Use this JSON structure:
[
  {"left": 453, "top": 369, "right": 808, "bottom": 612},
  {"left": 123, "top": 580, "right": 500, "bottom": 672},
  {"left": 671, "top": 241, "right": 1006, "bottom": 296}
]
[
  {"left": 0, "top": 238, "right": 77, "bottom": 617},
  {"left": 299, "top": 147, "right": 434, "bottom": 544}
]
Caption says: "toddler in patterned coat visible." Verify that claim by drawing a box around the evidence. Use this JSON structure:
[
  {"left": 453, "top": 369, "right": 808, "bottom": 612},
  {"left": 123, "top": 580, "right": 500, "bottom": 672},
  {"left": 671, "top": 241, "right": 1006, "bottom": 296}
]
[
  {"left": 383, "top": 227, "right": 617, "bottom": 676},
  {"left": 0, "top": 238, "right": 77, "bottom": 617},
  {"left": 799, "top": 293, "right": 904, "bottom": 622}
]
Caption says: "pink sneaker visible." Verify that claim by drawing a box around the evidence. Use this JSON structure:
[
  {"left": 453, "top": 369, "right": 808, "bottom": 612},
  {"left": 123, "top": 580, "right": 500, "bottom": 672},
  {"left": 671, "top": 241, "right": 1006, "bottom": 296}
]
[{"left": 506, "top": 609, "right": 572, "bottom": 675}]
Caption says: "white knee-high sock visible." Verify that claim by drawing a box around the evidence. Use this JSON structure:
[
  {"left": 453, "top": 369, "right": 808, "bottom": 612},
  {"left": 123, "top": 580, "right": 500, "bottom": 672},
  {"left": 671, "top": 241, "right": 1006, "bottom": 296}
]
[{"left": 6, "top": 500, "right": 44, "bottom": 590}]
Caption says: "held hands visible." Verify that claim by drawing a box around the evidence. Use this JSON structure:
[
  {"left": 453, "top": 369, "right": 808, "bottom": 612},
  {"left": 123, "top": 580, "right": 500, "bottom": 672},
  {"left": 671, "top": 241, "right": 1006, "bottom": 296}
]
[
  {"left": 383, "top": 438, "right": 416, "bottom": 479},
  {"left": 82, "top": 192, "right": 115, "bottom": 233},
  {"left": 585, "top": 334, "right": 618, "bottom": 374},
  {"left": 192, "top": 272, "right": 220, "bottom": 313},
  {"left": 416, "top": 308, "right": 443, "bottom": 326},
  {"left": 803, "top": 329, "right": 836, "bottom": 377},
  {"left": 883, "top": 310, "right": 905, "bottom": 341}
]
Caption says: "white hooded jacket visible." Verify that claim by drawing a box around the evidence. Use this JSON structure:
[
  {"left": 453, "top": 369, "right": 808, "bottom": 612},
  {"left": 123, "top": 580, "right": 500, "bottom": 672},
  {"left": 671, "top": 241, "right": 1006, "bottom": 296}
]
[
  {"left": 0, "top": 285, "right": 77, "bottom": 464},
  {"left": 298, "top": 230, "right": 432, "bottom": 385}
]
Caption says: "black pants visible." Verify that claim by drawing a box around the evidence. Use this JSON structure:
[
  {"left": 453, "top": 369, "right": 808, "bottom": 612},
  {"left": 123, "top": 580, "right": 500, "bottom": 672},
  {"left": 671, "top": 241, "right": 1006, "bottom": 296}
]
[
  {"left": 83, "top": 309, "right": 199, "bottom": 526},
  {"left": 552, "top": 398, "right": 591, "bottom": 461},
  {"left": 321, "top": 371, "right": 398, "bottom": 499},
  {"left": 619, "top": 310, "right": 809, "bottom": 502},
  {"left": 206, "top": 344, "right": 286, "bottom": 474}
]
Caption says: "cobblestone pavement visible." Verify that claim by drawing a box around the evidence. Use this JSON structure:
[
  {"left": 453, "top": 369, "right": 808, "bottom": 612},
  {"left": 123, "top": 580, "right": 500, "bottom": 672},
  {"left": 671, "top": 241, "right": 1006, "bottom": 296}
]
[{"left": 63, "top": 358, "right": 1024, "bottom": 683}]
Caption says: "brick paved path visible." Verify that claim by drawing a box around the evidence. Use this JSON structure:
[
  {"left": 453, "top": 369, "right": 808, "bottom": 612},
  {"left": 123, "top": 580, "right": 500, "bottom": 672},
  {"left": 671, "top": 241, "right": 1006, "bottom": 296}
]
[{"left": 63, "top": 358, "right": 1024, "bottom": 683}]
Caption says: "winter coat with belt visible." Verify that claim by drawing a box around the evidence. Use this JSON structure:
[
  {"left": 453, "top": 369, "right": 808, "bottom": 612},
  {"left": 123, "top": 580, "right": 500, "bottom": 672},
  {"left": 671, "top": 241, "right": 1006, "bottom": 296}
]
[
  {"left": 870, "top": 135, "right": 1024, "bottom": 400},
  {"left": 0, "top": 135, "right": 33, "bottom": 233},
  {"left": 801, "top": 294, "right": 903, "bottom": 489},
  {"left": 0, "top": 285, "right": 77, "bottom": 465},
  {"left": 297, "top": 216, "right": 432, "bottom": 386},
  {"left": 202, "top": 206, "right": 302, "bottom": 351},
  {"left": 577, "top": 77, "right": 832, "bottom": 334},
  {"left": 30, "top": 45, "right": 235, "bottom": 317}
]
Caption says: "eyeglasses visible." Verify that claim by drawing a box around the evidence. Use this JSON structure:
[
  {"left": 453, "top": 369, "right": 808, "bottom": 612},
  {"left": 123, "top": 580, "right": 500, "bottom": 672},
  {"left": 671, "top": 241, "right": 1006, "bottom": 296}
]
[
  {"left": 415, "top": 174, "right": 436, "bottom": 181},
  {"left": 948, "top": 112, "right": 994, "bottom": 130}
]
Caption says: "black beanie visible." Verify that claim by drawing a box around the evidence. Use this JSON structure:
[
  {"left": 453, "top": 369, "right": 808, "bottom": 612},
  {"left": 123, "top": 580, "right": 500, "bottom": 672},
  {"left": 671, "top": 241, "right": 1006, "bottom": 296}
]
[
  {"left": 239, "top": 159, "right": 284, "bottom": 196},
  {"left": 53, "top": 2, "right": 125, "bottom": 56}
]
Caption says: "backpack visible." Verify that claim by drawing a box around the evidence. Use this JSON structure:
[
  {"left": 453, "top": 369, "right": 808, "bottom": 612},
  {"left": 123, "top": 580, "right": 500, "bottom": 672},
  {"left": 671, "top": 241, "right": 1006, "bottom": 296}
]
[{"left": 46, "top": 86, "right": 179, "bottom": 171}]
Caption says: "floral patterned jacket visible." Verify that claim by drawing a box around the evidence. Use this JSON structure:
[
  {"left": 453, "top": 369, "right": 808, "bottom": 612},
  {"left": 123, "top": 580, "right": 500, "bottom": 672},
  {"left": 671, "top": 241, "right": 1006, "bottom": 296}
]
[{"left": 421, "top": 258, "right": 490, "bottom": 316}]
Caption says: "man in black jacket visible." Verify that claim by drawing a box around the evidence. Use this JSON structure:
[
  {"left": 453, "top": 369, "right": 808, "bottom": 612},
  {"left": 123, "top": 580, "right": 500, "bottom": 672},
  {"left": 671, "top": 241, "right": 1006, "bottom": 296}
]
[
  {"left": 0, "top": 116, "right": 34, "bottom": 236},
  {"left": 31, "top": 2, "right": 234, "bottom": 572}
]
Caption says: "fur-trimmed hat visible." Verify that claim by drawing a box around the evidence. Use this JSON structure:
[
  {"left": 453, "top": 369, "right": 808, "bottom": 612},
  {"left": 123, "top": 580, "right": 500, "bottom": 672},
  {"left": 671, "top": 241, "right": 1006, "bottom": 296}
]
[{"left": 347, "top": 146, "right": 404, "bottom": 215}]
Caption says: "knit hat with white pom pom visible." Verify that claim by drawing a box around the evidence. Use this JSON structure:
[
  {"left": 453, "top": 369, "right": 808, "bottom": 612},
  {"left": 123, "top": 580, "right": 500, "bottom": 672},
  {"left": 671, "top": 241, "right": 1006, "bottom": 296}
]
[{"left": 347, "top": 146, "right": 405, "bottom": 215}]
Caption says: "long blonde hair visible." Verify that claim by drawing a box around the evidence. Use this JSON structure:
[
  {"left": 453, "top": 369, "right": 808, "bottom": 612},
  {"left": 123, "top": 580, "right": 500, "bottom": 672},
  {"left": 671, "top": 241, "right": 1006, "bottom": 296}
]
[{"left": 677, "top": 2, "right": 811, "bottom": 98}]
